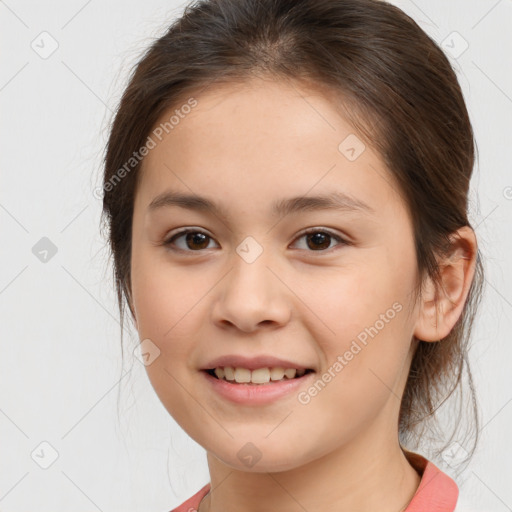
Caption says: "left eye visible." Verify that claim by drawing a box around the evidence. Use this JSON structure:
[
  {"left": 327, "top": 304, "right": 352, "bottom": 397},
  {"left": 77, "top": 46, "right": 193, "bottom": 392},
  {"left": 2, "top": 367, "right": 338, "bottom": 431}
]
[
  {"left": 292, "top": 228, "right": 347, "bottom": 251},
  {"left": 163, "top": 228, "right": 347, "bottom": 253}
]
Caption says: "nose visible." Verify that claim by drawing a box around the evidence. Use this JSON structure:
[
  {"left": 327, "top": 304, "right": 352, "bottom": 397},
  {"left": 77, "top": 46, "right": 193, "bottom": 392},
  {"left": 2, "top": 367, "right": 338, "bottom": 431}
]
[{"left": 211, "top": 251, "right": 292, "bottom": 333}]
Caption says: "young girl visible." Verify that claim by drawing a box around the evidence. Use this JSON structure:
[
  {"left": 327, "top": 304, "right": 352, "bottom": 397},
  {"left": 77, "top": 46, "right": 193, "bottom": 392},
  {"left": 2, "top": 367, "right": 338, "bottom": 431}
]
[{"left": 101, "top": 0, "right": 484, "bottom": 510}]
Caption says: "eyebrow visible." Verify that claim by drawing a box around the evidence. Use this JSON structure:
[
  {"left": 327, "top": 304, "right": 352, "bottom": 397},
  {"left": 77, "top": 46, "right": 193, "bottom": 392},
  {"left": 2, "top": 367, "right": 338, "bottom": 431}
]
[{"left": 147, "top": 190, "right": 375, "bottom": 218}]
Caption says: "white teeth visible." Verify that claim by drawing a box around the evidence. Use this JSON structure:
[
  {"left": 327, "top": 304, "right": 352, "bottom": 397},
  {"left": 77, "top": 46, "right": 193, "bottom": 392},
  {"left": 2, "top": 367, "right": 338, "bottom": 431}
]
[
  {"left": 284, "top": 368, "right": 297, "bottom": 379},
  {"left": 223, "top": 366, "right": 235, "bottom": 381},
  {"left": 211, "top": 366, "right": 309, "bottom": 384},
  {"left": 234, "top": 368, "right": 251, "bottom": 383},
  {"left": 270, "top": 367, "right": 285, "bottom": 381},
  {"left": 251, "top": 368, "right": 270, "bottom": 384}
]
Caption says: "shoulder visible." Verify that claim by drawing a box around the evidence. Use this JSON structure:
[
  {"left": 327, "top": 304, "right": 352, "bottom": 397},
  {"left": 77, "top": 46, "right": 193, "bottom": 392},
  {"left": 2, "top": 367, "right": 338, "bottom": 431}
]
[{"left": 168, "top": 483, "right": 210, "bottom": 512}]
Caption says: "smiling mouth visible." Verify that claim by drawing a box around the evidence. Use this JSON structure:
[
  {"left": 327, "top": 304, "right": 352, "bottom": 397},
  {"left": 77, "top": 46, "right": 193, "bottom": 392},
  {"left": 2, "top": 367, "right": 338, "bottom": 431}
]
[{"left": 204, "top": 367, "right": 315, "bottom": 385}]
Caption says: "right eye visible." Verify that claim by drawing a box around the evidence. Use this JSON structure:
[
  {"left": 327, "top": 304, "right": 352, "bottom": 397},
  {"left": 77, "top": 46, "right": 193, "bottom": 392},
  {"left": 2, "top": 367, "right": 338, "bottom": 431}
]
[{"left": 163, "top": 229, "right": 219, "bottom": 253}]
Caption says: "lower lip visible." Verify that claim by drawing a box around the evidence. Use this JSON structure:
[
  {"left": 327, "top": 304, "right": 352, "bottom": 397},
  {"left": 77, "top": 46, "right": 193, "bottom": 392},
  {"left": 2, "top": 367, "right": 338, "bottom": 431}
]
[{"left": 201, "top": 370, "right": 315, "bottom": 405}]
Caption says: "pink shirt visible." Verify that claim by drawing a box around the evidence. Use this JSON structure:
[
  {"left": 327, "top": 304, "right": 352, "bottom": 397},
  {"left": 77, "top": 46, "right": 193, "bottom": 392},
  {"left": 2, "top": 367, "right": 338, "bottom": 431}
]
[{"left": 169, "top": 452, "right": 459, "bottom": 512}]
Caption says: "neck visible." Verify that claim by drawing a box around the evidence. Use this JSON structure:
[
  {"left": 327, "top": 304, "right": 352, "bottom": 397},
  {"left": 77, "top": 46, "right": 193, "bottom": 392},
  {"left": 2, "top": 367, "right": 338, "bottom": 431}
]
[{"left": 199, "top": 425, "right": 421, "bottom": 512}]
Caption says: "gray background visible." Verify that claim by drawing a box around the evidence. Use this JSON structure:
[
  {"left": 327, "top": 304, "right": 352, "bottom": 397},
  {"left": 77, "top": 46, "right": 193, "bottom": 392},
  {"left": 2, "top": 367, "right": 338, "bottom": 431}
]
[{"left": 1, "top": 0, "right": 511, "bottom": 511}]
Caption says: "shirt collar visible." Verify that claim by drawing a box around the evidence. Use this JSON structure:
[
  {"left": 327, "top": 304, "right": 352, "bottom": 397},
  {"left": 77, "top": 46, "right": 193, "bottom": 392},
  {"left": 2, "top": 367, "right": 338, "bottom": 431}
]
[{"left": 403, "top": 450, "right": 459, "bottom": 512}]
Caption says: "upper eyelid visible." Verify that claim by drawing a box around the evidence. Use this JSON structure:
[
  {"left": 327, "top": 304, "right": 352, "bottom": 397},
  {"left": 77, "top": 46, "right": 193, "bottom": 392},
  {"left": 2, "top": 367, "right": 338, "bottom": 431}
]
[
  {"left": 165, "top": 227, "right": 215, "bottom": 242},
  {"left": 166, "top": 226, "right": 344, "bottom": 239}
]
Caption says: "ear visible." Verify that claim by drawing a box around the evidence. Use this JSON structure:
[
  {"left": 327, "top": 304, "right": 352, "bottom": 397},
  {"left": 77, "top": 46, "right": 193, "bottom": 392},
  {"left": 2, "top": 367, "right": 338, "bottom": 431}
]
[{"left": 413, "top": 226, "right": 477, "bottom": 342}]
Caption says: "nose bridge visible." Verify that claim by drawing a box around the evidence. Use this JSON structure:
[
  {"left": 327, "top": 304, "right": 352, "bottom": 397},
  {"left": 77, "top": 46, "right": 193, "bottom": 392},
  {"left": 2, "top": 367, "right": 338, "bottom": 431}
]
[
  {"left": 213, "top": 237, "right": 290, "bottom": 331},
  {"left": 232, "top": 241, "right": 272, "bottom": 297}
]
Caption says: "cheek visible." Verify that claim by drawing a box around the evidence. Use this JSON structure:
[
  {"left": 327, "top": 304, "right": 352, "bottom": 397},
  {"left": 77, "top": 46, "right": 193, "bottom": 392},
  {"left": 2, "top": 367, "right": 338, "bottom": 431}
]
[
  {"left": 131, "top": 253, "right": 210, "bottom": 385},
  {"left": 298, "top": 306, "right": 411, "bottom": 448},
  {"left": 299, "top": 258, "right": 415, "bottom": 413},
  {"left": 130, "top": 256, "right": 211, "bottom": 419},
  {"left": 132, "top": 249, "right": 204, "bottom": 334},
  {"left": 302, "top": 253, "right": 412, "bottom": 342}
]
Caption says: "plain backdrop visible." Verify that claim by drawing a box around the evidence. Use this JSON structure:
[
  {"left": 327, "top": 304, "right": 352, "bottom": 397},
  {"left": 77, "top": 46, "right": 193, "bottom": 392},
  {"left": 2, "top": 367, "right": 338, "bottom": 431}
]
[{"left": 1, "top": 0, "right": 511, "bottom": 511}]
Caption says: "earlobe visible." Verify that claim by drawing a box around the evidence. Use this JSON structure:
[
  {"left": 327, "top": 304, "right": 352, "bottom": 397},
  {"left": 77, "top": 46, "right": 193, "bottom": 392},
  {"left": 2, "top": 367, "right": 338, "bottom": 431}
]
[{"left": 413, "top": 226, "right": 477, "bottom": 343}]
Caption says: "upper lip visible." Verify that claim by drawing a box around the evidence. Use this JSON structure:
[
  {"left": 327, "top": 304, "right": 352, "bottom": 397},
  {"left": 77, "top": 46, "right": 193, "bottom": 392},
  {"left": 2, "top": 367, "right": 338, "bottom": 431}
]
[{"left": 202, "top": 355, "right": 315, "bottom": 371}]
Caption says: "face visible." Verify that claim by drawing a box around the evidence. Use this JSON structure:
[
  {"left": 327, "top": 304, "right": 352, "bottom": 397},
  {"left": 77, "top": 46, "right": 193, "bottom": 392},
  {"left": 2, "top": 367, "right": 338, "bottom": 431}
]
[{"left": 130, "top": 78, "right": 423, "bottom": 472}]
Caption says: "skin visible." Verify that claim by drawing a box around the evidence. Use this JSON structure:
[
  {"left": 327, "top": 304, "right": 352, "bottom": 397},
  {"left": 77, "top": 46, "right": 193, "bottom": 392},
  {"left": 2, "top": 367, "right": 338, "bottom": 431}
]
[{"left": 129, "top": 77, "right": 477, "bottom": 512}]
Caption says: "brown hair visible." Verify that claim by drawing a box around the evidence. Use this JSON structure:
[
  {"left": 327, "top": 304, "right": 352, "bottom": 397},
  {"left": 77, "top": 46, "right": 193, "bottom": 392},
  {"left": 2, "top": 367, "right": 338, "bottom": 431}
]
[{"left": 101, "top": 0, "right": 484, "bottom": 466}]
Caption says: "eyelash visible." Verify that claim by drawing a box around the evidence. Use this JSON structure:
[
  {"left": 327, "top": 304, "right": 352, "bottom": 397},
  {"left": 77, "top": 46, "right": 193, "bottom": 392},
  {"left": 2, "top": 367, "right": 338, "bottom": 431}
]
[{"left": 162, "top": 227, "right": 349, "bottom": 254}]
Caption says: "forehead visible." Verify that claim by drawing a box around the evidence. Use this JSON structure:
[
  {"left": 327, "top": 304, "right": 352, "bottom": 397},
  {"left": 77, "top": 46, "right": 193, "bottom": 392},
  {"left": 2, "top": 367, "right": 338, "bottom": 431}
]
[{"left": 135, "top": 78, "right": 405, "bottom": 219}]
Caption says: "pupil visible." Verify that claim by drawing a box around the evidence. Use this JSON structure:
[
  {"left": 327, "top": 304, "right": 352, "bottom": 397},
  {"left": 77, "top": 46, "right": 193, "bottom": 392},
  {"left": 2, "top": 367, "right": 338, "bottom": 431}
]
[
  {"left": 307, "top": 232, "right": 329, "bottom": 250},
  {"left": 187, "top": 232, "right": 209, "bottom": 250}
]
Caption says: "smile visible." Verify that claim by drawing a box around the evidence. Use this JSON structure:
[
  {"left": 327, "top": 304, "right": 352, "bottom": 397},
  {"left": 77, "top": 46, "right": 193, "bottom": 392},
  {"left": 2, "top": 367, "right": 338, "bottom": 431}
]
[{"left": 206, "top": 366, "right": 314, "bottom": 384}]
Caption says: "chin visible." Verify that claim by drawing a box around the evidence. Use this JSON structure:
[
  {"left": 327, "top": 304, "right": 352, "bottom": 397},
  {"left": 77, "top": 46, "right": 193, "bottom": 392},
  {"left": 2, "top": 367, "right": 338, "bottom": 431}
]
[{"left": 207, "top": 439, "right": 321, "bottom": 474}]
